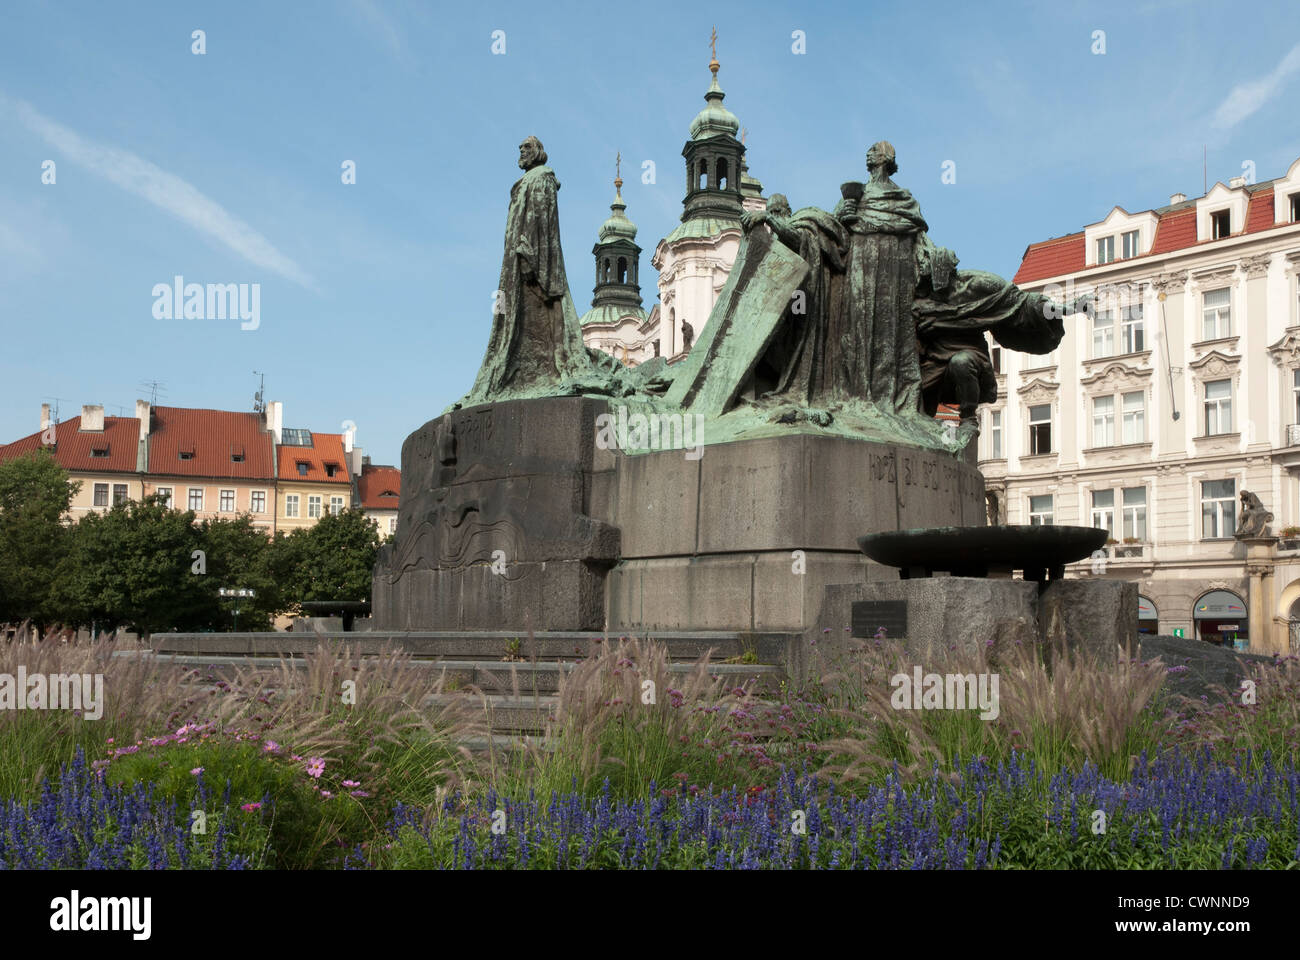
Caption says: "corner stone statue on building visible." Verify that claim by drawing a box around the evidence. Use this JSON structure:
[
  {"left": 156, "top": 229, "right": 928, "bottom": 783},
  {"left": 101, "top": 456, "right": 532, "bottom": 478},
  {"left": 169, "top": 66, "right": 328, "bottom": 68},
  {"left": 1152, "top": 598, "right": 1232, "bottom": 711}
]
[
  {"left": 458, "top": 136, "right": 620, "bottom": 408},
  {"left": 1235, "top": 490, "right": 1273, "bottom": 538}
]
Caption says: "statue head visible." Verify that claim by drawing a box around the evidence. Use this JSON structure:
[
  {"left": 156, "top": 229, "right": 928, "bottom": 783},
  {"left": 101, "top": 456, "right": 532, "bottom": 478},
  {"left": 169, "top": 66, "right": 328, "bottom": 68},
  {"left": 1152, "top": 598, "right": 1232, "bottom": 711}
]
[
  {"left": 866, "top": 141, "right": 898, "bottom": 177},
  {"left": 767, "top": 193, "right": 792, "bottom": 219},
  {"left": 518, "top": 136, "right": 548, "bottom": 170}
]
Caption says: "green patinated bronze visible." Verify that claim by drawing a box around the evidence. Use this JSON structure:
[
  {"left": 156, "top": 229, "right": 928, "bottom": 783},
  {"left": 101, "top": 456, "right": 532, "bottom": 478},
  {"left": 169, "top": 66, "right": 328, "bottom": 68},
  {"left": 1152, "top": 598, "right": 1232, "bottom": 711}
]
[{"left": 459, "top": 135, "right": 1078, "bottom": 454}]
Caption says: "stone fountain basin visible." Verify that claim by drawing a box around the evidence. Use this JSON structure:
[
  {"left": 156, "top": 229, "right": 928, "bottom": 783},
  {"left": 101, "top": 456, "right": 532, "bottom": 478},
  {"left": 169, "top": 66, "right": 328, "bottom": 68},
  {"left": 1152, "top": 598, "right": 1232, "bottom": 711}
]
[{"left": 858, "top": 525, "right": 1107, "bottom": 580}]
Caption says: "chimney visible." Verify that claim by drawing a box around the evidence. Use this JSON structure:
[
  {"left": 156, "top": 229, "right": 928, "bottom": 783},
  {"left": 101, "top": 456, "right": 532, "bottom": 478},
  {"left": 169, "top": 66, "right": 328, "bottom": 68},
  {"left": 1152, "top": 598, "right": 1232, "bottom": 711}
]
[
  {"left": 264, "top": 401, "right": 283, "bottom": 444},
  {"left": 343, "top": 424, "right": 355, "bottom": 454},
  {"left": 136, "top": 399, "right": 151, "bottom": 442},
  {"left": 362, "top": 454, "right": 372, "bottom": 467},
  {"left": 349, "top": 445, "right": 364, "bottom": 476},
  {"left": 1170, "top": 192, "right": 1187, "bottom": 205},
  {"left": 1229, "top": 176, "right": 1247, "bottom": 189},
  {"left": 40, "top": 403, "right": 51, "bottom": 431},
  {"left": 80, "top": 404, "right": 104, "bottom": 432}
]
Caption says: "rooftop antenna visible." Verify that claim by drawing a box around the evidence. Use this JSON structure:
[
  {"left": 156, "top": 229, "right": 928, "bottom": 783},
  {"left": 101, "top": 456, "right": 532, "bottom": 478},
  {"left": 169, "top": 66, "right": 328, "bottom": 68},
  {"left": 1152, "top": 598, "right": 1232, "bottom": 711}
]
[
  {"left": 138, "top": 379, "right": 167, "bottom": 407},
  {"left": 252, "top": 371, "right": 266, "bottom": 414},
  {"left": 43, "top": 396, "right": 67, "bottom": 425}
]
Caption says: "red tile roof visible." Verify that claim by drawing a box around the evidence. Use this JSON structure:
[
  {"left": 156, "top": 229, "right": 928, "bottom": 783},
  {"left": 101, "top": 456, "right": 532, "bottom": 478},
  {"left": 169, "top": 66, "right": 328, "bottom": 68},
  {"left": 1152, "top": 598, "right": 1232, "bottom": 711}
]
[
  {"left": 0, "top": 416, "right": 140, "bottom": 474},
  {"left": 358, "top": 464, "right": 401, "bottom": 510},
  {"left": 277, "top": 432, "right": 351, "bottom": 484},
  {"left": 1148, "top": 208, "right": 1196, "bottom": 255},
  {"left": 147, "top": 407, "right": 275, "bottom": 479},
  {"left": 1015, "top": 181, "right": 1295, "bottom": 285},
  {"left": 1246, "top": 188, "right": 1275, "bottom": 233},
  {"left": 1013, "top": 233, "right": 1085, "bottom": 285}
]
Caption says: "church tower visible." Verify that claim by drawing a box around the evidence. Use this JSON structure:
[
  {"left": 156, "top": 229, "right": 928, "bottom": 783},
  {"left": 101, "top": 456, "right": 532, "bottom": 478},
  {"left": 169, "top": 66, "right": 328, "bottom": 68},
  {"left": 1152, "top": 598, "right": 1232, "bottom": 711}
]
[
  {"left": 652, "top": 31, "right": 761, "bottom": 361},
  {"left": 580, "top": 157, "right": 652, "bottom": 362}
]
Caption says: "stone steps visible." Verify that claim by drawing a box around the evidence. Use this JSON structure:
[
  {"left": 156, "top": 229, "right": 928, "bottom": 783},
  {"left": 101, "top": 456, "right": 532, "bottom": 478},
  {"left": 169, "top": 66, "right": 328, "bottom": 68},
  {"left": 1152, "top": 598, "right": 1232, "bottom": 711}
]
[{"left": 149, "top": 630, "right": 794, "bottom": 664}]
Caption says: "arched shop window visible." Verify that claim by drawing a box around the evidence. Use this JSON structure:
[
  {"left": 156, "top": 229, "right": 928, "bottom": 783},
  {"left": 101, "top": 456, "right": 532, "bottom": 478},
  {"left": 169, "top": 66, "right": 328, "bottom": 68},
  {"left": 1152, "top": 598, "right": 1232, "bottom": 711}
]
[
  {"left": 1137, "top": 595, "right": 1158, "bottom": 635},
  {"left": 1193, "top": 590, "right": 1248, "bottom": 648}
]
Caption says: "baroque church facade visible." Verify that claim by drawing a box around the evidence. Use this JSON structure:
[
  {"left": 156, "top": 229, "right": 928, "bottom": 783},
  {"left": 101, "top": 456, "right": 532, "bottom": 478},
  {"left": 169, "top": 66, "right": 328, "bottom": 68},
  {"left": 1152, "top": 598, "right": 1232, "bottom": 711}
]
[{"left": 579, "top": 50, "right": 766, "bottom": 364}]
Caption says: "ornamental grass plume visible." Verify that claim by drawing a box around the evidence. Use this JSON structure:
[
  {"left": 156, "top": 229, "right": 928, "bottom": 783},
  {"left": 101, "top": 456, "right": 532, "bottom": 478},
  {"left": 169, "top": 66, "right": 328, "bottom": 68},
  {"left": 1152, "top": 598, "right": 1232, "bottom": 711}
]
[
  {"left": 517, "top": 637, "right": 749, "bottom": 799},
  {"left": 198, "top": 636, "right": 488, "bottom": 808},
  {"left": 817, "top": 633, "right": 1166, "bottom": 786},
  {"left": 0, "top": 625, "right": 205, "bottom": 802}
]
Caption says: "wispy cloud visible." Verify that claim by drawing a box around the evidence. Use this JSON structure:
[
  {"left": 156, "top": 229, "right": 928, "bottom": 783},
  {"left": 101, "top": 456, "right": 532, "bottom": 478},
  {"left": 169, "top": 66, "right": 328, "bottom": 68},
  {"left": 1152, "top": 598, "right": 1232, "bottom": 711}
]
[
  {"left": 1211, "top": 42, "right": 1300, "bottom": 129},
  {"left": 5, "top": 96, "right": 315, "bottom": 288},
  {"left": 345, "top": 0, "right": 411, "bottom": 66}
]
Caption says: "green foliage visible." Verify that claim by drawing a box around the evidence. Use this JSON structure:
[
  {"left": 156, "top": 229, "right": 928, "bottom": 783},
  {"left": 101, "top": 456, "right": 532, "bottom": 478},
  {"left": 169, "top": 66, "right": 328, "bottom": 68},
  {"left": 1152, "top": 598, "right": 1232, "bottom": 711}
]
[
  {"left": 277, "top": 507, "right": 380, "bottom": 602},
  {"left": 0, "top": 450, "right": 80, "bottom": 625},
  {"left": 50, "top": 494, "right": 209, "bottom": 635},
  {"left": 105, "top": 737, "right": 366, "bottom": 869},
  {"left": 195, "top": 514, "right": 283, "bottom": 630}
]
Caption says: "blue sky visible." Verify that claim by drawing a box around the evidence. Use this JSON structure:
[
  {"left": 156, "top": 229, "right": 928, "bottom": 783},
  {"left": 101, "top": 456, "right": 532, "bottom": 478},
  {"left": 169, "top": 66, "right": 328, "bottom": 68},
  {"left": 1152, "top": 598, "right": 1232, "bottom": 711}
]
[{"left": 2, "top": 0, "right": 1299, "bottom": 464}]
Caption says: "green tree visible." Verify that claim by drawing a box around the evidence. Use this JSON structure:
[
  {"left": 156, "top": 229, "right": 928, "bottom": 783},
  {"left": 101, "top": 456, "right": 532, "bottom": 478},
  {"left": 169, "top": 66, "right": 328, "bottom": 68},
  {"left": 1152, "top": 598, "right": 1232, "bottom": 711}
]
[
  {"left": 0, "top": 450, "right": 80, "bottom": 626},
  {"left": 195, "top": 514, "right": 281, "bottom": 630},
  {"left": 283, "top": 507, "right": 380, "bottom": 602},
  {"left": 52, "top": 494, "right": 209, "bottom": 637}
]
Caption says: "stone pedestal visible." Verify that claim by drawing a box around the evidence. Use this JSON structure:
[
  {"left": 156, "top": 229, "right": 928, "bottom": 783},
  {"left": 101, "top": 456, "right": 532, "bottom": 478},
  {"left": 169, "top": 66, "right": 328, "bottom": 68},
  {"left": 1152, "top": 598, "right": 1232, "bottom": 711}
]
[
  {"left": 796, "top": 575, "right": 1139, "bottom": 683},
  {"left": 602, "top": 433, "right": 984, "bottom": 634},
  {"left": 1240, "top": 536, "right": 1282, "bottom": 654},
  {"left": 371, "top": 397, "right": 619, "bottom": 630}
]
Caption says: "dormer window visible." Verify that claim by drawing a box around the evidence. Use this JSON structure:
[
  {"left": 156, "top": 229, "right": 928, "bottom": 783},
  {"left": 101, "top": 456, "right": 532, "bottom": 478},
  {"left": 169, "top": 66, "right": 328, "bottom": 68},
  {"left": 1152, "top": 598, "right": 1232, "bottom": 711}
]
[
  {"left": 231, "top": 447, "right": 245, "bottom": 463},
  {"left": 90, "top": 445, "right": 110, "bottom": 458},
  {"left": 1121, "top": 229, "right": 1140, "bottom": 259},
  {"left": 1096, "top": 236, "right": 1115, "bottom": 265},
  {"left": 1211, "top": 210, "right": 1231, "bottom": 239},
  {"left": 179, "top": 450, "right": 195, "bottom": 461},
  {"left": 325, "top": 463, "right": 338, "bottom": 478},
  {"left": 297, "top": 461, "right": 309, "bottom": 476}
]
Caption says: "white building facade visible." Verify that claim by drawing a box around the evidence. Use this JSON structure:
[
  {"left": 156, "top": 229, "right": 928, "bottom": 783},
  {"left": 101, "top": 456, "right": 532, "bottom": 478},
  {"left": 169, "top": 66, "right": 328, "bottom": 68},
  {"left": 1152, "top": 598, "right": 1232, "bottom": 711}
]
[{"left": 989, "top": 158, "right": 1300, "bottom": 653}]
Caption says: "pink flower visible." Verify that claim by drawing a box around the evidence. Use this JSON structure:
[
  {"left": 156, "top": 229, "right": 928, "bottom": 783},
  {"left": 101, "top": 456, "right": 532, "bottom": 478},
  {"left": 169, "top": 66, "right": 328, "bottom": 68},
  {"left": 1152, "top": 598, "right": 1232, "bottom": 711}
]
[
  {"left": 305, "top": 757, "right": 326, "bottom": 779},
  {"left": 263, "top": 740, "right": 279, "bottom": 752},
  {"left": 240, "top": 802, "right": 262, "bottom": 812},
  {"left": 349, "top": 790, "right": 370, "bottom": 798},
  {"left": 190, "top": 767, "right": 204, "bottom": 776},
  {"left": 320, "top": 790, "right": 333, "bottom": 799},
  {"left": 342, "top": 780, "right": 360, "bottom": 788}
]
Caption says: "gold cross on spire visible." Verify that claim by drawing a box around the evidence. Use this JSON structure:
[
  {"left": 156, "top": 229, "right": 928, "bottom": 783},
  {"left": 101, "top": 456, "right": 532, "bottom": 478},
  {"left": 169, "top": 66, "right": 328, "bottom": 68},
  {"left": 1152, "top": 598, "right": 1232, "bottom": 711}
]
[
  {"left": 709, "top": 26, "right": 719, "bottom": 75},
  {"left": 616, "top": 152, "right": 621, "bottom": 180}
]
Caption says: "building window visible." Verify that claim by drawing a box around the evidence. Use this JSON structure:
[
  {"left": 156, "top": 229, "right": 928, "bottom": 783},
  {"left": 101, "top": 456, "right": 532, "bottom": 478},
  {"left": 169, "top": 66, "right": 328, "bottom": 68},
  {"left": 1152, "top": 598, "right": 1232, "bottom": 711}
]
[
  {"left": 1029, "top": 404, "right": 1052, "bottom": 454},
  {"left": 1121, "top": 229, "right": 1140, "bottom": 259},
  {"left": 1201, "top": 479, "right": 1236, "bottom": 539},
  {"left": 285, "top": 495, "right": 300, "bottom": 518},
  {"left": 1122, "top": 391, "right": 1145, "bottom": 444},
  {"left": 330, "top": 496, "right": 345, "bottom": 516},
  {"left": 1092, "top": 310, "right": 1115, "bottom": 358},
  {"left": 1096, "top": 235, "right": 1115, "bottom": 265},
  {"left": 1204, "top": 379, "right": 1233, "bottom": 435},
  {"left": 219, "top": 489, "right": 236, "bottom": 512},
  {"left": 989, "top": 410, "right": 1002, "bottom": 459},
  {"left": 1092, "top": 395, "right": 1115, "bottom": 447},
  {"left": 297, "top": 462, "right": 309, "bottom": 476},
  {"left": 1091, "top": 489, "right": 1115, "bottom": 536},
  {"left": 1122, "top": 487, "right": 1147, "bottom": 541},
  {"left": 188, "top": 488, "right": 204, "bottom": 511},
  {"left": 990, "top": 346, "right": 1001, "bottom": 374},
  {"left": 90, "top": 446, "right": 109, "bottom": 458},
  {"left": 1201, "top": 288, "right": 1231, "bottom": 339},
  {"left": 1121, "top": 303, "right": 1144, "bottom": 353},
  {"left": 179, "top": 451, "right": 195, "bottom": 461},
  {"left": 93, "top": 483, "right": 108, "bottom": 507},
  {"left": 156, "top": 487, "right": 173, "bottom": 509},
  {"left": 112, "top": 483, "right": 128, "bottom": 505},
  {"left": 1291, "top": 192, "right": 1300, "bottom": 223},
  {"left": 308, "top": 495, "right": 322, "bottom": 519},
  {"left": 325, "top": 464, "right": 338, "bottom": 478},
  {"left": 231, "top": 452, "right": 244, "bottom": 463},
  {"left": 389, "top": 517, "right": 398, "bottom": 534},
  {"left": 251, "top": 491, "right": 266, "bottom": 513},
  {"left": 1211, "top": 209, "right": 1231, "bottom": 239},
  {"left": 1029, "top": 494, "right": 1054, "bottom": 526}
]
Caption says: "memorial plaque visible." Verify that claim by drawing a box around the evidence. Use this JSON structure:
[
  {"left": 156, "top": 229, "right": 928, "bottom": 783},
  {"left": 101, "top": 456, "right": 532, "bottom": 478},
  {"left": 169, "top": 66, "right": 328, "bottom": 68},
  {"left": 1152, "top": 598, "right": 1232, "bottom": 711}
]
[{"left": 851, "top": 600, "right": 908, "bottom": 639}]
